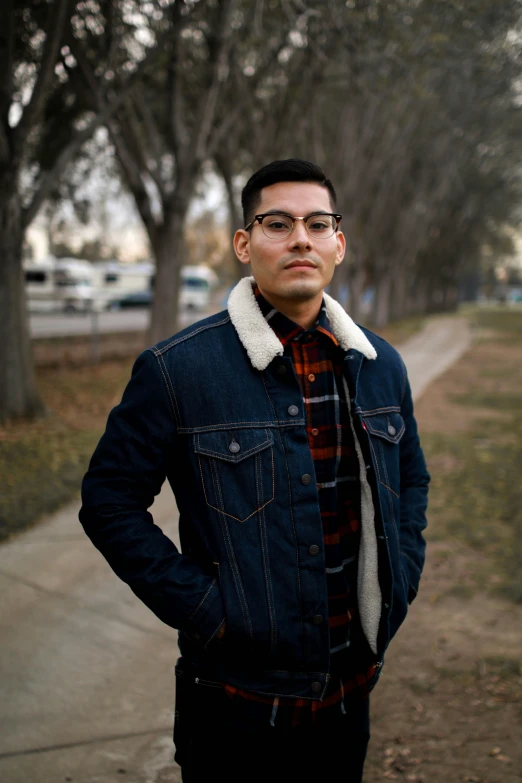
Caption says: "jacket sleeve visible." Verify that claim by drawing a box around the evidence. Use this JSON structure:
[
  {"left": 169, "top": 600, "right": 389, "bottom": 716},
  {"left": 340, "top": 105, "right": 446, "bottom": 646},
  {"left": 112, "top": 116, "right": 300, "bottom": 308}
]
[
  {"left": 398, "top": 367, "right": 430, "bottom": 602},
  {"left": 79, "top": 349, "right": 225, "bottom": 647}
]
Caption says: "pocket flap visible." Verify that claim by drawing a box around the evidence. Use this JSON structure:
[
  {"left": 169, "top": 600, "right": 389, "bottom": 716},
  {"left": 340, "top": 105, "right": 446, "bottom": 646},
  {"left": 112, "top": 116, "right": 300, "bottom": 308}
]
[
  {"left": 363, "top": 412, "right": 405, "bottom": 444},
  {"left": 193, "top": 428, "right": 274, "bottom": 463}
]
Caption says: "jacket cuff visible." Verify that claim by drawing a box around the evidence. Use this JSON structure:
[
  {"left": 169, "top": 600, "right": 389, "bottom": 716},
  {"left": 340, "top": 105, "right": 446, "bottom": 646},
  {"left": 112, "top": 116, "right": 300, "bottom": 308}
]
[{"left": 184, "top": 578, "right": 226, "bottom": 647}]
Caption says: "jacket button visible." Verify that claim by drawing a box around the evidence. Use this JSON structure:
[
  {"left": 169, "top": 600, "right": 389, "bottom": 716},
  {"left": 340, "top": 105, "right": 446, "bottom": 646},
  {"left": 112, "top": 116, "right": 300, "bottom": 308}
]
[
  {"left": 387, "top": 424, "right": 396, "bottom": 436},
  {"left": 229, "top": 441, "right": 240, "bottom": 454},
  {"left": 312, "top": 614, "right": 323, "bottom": 625},
  {"left": 277, "top": 364, "right": 287, "bottom": 376},
  {"left": 311, "top": 681, "right": 322, "bottom": 693},
  {"left": 308, "top": 544, "right": 320, "bottom": 556},
  {"left": 288, "top": 405, "right": 299, "bottom": 416},
  {"left": 301, "top": 473, "right": 311, "bottom": 485}
]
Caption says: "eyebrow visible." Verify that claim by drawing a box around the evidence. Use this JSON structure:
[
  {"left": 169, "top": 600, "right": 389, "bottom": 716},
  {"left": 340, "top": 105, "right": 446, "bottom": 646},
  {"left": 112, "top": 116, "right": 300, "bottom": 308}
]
[{"left": 261, "top": 210, "right": 333, "bottom": 217}]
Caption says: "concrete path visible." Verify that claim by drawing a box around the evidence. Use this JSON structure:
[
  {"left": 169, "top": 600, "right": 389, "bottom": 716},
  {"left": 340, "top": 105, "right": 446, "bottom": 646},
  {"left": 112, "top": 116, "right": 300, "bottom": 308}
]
[{"left": 0, "top": 315, "right": 471, "bottom": 783}]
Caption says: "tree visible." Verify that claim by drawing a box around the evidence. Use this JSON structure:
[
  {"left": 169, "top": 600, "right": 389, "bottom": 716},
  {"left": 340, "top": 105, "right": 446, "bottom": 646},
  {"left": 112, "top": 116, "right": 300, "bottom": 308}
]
[{"left": 0, "top": 0, "right": 160, "bottom": 421}]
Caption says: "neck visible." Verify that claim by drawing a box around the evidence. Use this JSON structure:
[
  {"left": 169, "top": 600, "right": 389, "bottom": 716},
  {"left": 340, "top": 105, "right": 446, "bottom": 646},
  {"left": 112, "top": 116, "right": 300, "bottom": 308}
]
[{"left": 258, "top": 288, "right": 323, "bottom": 330}]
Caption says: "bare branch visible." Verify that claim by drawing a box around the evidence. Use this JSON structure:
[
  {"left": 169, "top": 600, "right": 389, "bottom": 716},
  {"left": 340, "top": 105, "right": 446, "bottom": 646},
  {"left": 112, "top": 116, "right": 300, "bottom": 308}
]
[
  {"left": 16, "top": 0, "right": 71, "bottom": 154},
  {"left": 191, "top": 0, "right": 237, "bottom": 165},
  {"left": 22, "top": 86, "right": 135, "bottom": 229},
  {"left": 108, "top": 118, "right": 160, "bottom": 251},
  {"left": 167, "top": 1, "right": 187, "bottom": 156},
  {"left": 0, "top": 0, "right": 15, "bottom": 121}
]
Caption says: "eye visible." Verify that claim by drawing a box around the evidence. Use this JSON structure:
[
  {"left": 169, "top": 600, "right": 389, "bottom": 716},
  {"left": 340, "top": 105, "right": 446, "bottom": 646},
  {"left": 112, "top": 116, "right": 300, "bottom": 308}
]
[
  {"left": 264, "top": 215, "right": 292, "bottom": 231},
  {"left": 307, "top": 218, "right": 331, "bottom": 231}
]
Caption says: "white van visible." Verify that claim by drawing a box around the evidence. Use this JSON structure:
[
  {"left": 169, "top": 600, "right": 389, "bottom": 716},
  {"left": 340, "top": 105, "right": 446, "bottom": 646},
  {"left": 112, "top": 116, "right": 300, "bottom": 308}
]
[{"left": 180, "top": 265, "right": 218, "bottom": 311}]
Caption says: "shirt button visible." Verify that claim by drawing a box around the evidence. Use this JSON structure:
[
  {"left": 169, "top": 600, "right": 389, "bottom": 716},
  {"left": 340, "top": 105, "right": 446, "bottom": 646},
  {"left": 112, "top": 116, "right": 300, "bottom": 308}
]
[
  {"left": 388, "top": 424, "right": 396, "bottom": 436},
  {"left": 228, "top": 441, "right": 240, "bottom": 454},
  {"left": 308, "top": 544, "right": 320, "bottom": 556},
  {"left": 312, "top": 614, "right": 324, "bottom": 625},
  {"left": 301, "top": 473, "right": 311, "bottom": 485},
  {"left": 311, "top": 428, "right": 319, "bottom": 436},
  {"left": 288, "top": 405, "right": 299, "bottom": 416},
  {"left": 277, "top": 364, "right": 287, "bottom": 376},
  {"left": 308, "top": 373, "right": 315, "bottom": 382},
  {"left": 311, "top": 681, "right": 322, "bottom": 693}
]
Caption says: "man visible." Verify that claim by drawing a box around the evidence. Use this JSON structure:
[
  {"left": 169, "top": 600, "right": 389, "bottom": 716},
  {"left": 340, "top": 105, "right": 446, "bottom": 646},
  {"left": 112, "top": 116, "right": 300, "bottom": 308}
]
[{"left": 80, "top": 159, "right": 429, "bottom": 782}]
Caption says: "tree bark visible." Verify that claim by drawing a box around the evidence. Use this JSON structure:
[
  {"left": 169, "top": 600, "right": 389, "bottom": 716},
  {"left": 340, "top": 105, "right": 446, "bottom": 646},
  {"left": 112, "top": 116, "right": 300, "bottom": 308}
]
[
  {"left": 0, "top": 177, "right": 44, "bottom": 422},
  {"left": 149, "top": 203, "right": 188, "bottom": 344}
]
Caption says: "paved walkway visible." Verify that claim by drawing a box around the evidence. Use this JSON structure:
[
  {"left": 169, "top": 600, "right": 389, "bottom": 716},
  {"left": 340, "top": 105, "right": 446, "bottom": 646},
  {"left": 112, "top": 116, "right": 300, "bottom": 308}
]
[{"left": 0, "top": 315, "right": 471, "bottom": 783}]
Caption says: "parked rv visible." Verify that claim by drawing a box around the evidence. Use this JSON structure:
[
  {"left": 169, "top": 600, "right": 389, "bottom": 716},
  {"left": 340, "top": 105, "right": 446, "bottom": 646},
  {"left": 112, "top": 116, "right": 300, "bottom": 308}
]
[
  {"left": 25, "top": 258, "right": 218, "bottom": 314},
  {"left": 24, "top": 258, "right": 95, "bottom": 313}
]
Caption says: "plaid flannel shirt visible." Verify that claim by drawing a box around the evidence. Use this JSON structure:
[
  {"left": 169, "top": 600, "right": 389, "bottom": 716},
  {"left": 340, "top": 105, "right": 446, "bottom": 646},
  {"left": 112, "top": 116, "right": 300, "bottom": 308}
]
[{"left": 223, "top": 287, "right": 377, "bottom": 726}]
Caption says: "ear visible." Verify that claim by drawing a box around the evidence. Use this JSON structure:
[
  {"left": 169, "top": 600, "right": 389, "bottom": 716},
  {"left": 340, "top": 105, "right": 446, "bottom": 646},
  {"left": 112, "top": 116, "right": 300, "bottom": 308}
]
[
  {"left": 335, "top": 230, "right": 346, "bottom": 266},
  {"left": 234, "top": 229, "right": 251, "bottom": 266}
]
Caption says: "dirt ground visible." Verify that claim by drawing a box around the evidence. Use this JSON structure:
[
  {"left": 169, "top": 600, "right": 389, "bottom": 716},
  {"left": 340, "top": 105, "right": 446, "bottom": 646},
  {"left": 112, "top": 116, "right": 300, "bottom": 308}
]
[{"left": 364, "top": 335, "right": 522, "bottom": 783}]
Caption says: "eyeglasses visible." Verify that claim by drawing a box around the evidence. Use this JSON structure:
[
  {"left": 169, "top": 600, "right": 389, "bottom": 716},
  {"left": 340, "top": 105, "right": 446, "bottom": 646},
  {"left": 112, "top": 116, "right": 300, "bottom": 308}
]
[{"left": 244, "top": 212, "right": 343, "bottom": 240}]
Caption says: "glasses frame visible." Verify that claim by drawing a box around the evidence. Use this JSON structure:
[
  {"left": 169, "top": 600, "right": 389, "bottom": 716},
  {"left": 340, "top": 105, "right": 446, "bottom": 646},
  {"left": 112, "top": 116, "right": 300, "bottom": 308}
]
[{"left": 244, "top": 212, "right": 343, "bottom": 239}]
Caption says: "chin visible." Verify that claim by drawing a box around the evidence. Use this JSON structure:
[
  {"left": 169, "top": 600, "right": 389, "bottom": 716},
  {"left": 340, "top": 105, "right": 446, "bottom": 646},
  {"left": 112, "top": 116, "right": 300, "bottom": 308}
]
[{"left": 282, "top": 281, "right": 323, "bottom": 300}]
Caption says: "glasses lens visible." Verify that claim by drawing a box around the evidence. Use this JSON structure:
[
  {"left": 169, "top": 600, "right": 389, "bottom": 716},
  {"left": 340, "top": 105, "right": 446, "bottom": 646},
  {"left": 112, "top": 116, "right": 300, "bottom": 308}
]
[
  {"left": 261, "top": 214, "right": 293, "bottom": 239},
  {"left": 305, "top": 215, "right": 336, "bottom": 238}
]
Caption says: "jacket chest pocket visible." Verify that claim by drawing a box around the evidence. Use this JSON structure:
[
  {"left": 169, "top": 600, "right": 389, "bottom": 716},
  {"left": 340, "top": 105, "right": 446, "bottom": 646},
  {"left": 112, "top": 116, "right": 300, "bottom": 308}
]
[
  {"left": 193, "top": 428, "right": 275, "bottom": 522},
  {"left": 362, "top": 411, "right": 405, "bottom": 496}
]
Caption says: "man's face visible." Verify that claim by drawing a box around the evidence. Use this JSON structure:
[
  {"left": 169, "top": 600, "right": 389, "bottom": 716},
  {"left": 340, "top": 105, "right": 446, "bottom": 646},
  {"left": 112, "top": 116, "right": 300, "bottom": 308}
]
[{"left": 234, "top": 181, "right": 346, "bottom": 305}]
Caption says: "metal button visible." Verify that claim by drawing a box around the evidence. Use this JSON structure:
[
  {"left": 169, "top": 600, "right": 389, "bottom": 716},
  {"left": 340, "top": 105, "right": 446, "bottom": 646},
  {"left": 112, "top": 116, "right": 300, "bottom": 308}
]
[
  {"left": 308, "top": 544, "right": 320, "bottom": 556},
  {"left": 301, "top": 473, "right": 311, "bottom": 485},
  {"left": 311, "top": 681, "right": 322, "bottom": 693},
  {"left": 312, "top": 614, "right": 323, "bottom": 625},
  {"left": 308, "top": 373, "right": 315, "bottom": 382},
  {"left": 387, "top": 424, "right": 396, "bottom": 436},
  {"left": 277, "top": 364, "right": 287, "bottom": 376},
  {"left": 288, "top": 405, "right": 299, "bottom": 416},
  {"left": 311, "top": 428, "right": 319, "bottom": 436},
  {"left": 229, "top": 441, "right": 240, "bottom": 454}
]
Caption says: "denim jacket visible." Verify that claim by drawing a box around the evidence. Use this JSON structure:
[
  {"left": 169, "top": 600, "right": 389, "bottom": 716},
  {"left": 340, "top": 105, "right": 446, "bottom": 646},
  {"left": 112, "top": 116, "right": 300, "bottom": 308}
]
[{"left": 80, "top": 277, "right": 429, "bottom": 701}]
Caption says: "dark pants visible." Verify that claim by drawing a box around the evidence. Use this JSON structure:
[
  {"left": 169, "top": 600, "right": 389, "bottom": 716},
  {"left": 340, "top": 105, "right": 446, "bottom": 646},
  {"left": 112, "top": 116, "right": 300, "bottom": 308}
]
[{"left": 174, "top": 663, "right": 370, "bottom": 783}]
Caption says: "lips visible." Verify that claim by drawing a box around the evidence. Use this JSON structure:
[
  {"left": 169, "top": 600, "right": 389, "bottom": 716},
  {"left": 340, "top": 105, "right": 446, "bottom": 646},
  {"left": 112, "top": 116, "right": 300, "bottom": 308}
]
[{"left": 285, "top": 260, "right": 316, "bottom": 269}]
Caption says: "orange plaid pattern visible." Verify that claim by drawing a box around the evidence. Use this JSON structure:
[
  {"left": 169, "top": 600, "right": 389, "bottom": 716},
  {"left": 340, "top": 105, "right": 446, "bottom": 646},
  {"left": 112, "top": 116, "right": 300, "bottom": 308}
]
[{"left": 223, "top": 287, "right": 377, "bottom": 724}]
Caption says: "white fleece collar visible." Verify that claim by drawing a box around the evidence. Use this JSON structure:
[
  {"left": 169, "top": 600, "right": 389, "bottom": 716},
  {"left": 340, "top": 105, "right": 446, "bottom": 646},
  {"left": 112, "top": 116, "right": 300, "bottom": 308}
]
[{"left": 227, "top": 276, "right": 377, "bottom": 371}]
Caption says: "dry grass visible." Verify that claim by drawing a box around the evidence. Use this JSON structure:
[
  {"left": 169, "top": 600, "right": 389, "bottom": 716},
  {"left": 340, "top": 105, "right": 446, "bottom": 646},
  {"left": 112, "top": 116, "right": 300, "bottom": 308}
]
[{"left": 0, "top": 358, "right": 133, "bottom": 540}]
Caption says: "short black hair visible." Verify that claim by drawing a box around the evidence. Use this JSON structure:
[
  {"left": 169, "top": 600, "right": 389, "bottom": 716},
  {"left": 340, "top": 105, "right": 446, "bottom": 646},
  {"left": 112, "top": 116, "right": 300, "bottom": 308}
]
[{"left": 241, "top": 159, "right": 337, "bottom": 227}]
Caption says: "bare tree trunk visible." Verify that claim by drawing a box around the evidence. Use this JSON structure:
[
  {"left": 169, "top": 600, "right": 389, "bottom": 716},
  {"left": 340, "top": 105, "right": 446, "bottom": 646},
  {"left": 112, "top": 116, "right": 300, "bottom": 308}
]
[
  {"left": 0, "top": 179, "right": 44, "bottom": 422},
  {"left": 329, "top": 263, "right": 348, "bottom": 307},
  {"left": 149, "top": 205, "right": 188, "bottom": 344},
  {"left": 390, "top": 268, "right": 408, "bottom": 321},
  {"left": 215, "top": 153, "right": 247, "bottom": 280},
  {"left": 372, "top": 274, "right": 392, "bottom": 329},
  {"left": 346, "top": 257, "right": 367, "bottom": 323}
]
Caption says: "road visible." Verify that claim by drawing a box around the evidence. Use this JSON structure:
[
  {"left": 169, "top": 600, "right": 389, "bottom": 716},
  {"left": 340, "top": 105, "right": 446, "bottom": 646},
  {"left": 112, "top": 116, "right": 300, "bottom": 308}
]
[
  {"left": 0, "top": 315, "right": 471, "bottom": 783},
  {"left": 30, "top": 306, "right": 222, "bottom": 339}
]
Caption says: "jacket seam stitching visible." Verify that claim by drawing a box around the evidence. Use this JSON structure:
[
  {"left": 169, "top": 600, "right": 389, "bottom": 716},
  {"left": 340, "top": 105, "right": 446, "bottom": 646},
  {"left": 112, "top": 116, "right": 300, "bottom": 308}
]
[
  {"left": 211, "top": 459, "right": 253, "bottom": 639},
  {"left": 203, "top": 617, "right": 226, "bottom": 650},
  {"left": 154, "top": 316, "right": 231, "bottom": 354},
  {"left": 189, "top": 578, "right": 217, "bottom": 621},
  {"left": 194, "top": 437, "right": 273, "bottom": 462},
  {"left": 179, "top": 420, "right": 303, "bottom": 433},
  {"left": 358, "top": 406, "right": 401, "bottom": 415},
  {"left": 149, "top": 348, "right": 180, "bottom": 427}
]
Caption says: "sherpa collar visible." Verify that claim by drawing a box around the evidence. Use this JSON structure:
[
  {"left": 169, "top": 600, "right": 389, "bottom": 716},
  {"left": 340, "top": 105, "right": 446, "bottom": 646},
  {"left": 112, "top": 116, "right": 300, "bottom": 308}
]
[{"left": 227, "top": 276, "right": 377, "bottom": 371}]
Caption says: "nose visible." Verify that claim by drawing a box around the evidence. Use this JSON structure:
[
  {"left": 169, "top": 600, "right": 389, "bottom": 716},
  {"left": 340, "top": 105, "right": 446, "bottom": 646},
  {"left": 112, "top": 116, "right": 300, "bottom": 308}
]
[{"left": 287, "top": 218, "right": 313, "bottom": 250}]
